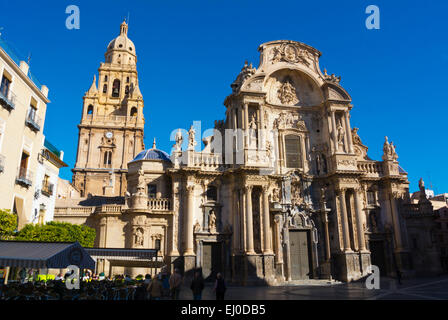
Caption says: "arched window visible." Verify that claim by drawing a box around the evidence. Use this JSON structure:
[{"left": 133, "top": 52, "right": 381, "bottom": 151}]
[
  {"left": 130, "top": 107, "right": 137, "bottom": 117},
  {"left": 112, "top": 79, "right": 120, "bottom": 97},
  {"left": 206, "top": 186, "right": 217, "bottom": 202},
  {"left": 125, "top": 85, "right": 129, "bottom": 95},
  {"left": 126, "top": 76, "right": 130, "bottom": 83},
  {"left": 87, "top": 105, "right": 94, "bottom": 115},
  {"left": 103, "top": 84, "right": 107, "bottom": 94},
  {"left": 103, "top": 151, "right": 112, "bottom": 166},
  {"left": 104, "top": 75, "right": 108, "bottom": 82},
  {"left": 284, "top": 135, "right": 302, "bottom": 168}
]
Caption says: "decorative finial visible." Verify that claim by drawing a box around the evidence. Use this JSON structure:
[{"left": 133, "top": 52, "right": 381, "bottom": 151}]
[
  {"left": 120, "top": 20, "right": 128, "bottom": 36},
  {"left": 324, "top": 68, "right": 327, "bottom": 76},
  {"left": 152, "top": 137, "right": 156, "bottom": 149}
]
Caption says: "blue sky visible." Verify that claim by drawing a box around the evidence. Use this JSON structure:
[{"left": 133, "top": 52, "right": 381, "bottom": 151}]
[{"left": 0, "top": 0, "right": 447, "bottom": 193}]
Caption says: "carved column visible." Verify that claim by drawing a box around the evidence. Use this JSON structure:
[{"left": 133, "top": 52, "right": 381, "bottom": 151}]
[
  {"left": 344, "top": 111, "right": 354, "bottom": 154},
  {"left": 390, "top": 191, "right": 403, "bottom": 251},
  {"left": 244, "top": 103, "right": 249, "bottom": 148},
  {"left": 262, "top": 185, "right": 273, "bottom": 254},
  {"left": 245, "top": 185, "right": 255, "bottom": 255},
  {"left": 184, "top": 185, "right": 195, "bottom": 256},
  {"left": 338, "top": 188, "right": 352, "bottom": 252},
  {"left": 354, "top": 188, "right": 367, "bottom": 252},
  {"left": 273, "top": 214, "right": 283, "bottom": 264},
  {"left": 232, "top": 186, "right": 240, "bottom": 254}
]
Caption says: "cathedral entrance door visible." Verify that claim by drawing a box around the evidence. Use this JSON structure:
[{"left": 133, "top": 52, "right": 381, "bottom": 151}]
[
  {"left": 369, "top": 240, "right": 387, "bottom": 276},
  {"left": 202, "top": 242, "right": 222, "bottom": 282},
  {"left": 289, "top": 230, "right": 311, "bottom": 280}
]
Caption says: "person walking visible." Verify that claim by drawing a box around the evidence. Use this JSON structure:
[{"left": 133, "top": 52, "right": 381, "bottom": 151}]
[
  {"left": 147, "top": 274, "right": 163, "bottom": 300},
  {"left": 169, "top": 268, "right": 182, "bottom": 300},
  {"left": 214, "top": 273, "right": 226, "bottom": 300},
  {"left": 190, "top": 271, "right": 205, "bottom": 300}
]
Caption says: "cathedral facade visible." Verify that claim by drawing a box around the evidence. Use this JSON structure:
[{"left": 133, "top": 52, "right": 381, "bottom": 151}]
[{"left": 55, "top": 22, "right": 442, "bottom": 284}]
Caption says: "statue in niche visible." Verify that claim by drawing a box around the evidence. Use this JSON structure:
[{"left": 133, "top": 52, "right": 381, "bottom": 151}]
[
  {"left": 174, "top": 129, "right": 183, "bottom": 152},
  {"left": 249, "top": 113, "right": 257, "bottom": 147},
  {"left": 134, "top": 228, "right": 144, "bottom": 246},
  {"left": 188, "top": 125, "right": 196, "bottom": 150},
  {"left": 208, "top": 209, "right": 217, "bottom": 233},
  {"left": 337, "top": 121, "right": 345, "bottom": 149},
  {"left": 291, "top": 185, "right": 303, "bottom": 207},
  {"left": 271, "top": 188, "right": 280, "bottom": 203}
]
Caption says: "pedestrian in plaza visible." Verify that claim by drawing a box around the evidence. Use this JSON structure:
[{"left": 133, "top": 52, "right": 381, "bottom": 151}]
[
  {"left": 396, "top": 268, "right": 402, "bottom": 285},
  {"left": 144, "top": 274, "right": 152, "bottom": 300},
  {"left": 169, "top": 268, "right": 183, "bottom": 300},
  {"left": 147, "top": 274, "right": 163, "bottom": 300},
  {"left": 214, "top": 273, "right": 226, "bottom": 300},
  {"left": 190, "top": 271, "right": 205, "bottom": 300}
]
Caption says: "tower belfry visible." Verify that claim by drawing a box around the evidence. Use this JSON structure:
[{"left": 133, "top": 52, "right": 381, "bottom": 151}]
[{"left": 72, "top": 21, "right": 145, "bottom": 197}]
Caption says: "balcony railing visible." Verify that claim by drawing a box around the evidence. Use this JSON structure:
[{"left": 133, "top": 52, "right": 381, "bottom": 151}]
[
  {"left": 84, "top": 114, "right": 138, "bottom": 126},
  {"left": 0, "top": 89, "right": 16, "bottom": 111},
  {"left": 0, "top": 154, "right": 4, "bottom": 173},
  {"left": 25, "top": 113, "right": 41, "bottom": 132},
  {"left": 16, "top": 168, "right": 33, "bottom": 187},
  {"left": 41, "top": 183, "right": 54, "bottom": 197},
  {"left": 148, "top": 198, "right": 171, "bottom": 211}
]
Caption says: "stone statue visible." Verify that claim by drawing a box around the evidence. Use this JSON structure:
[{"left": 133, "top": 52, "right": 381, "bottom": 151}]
[
  {"left": 271, "top": 188, "right": 280, "bottom": 203},
  {"left": 209, "top": 209, "right": 217, "bottom": 233},
  {"left": 266, "top": 140, "right": 272, "bottom": 161},
  {"left": 419, "top": 178, "right": 425, "bottom": 192},
  {"left": 194, "top": 221, "right": 201, "bottom": 233},
  {"left": 188, "top": 125, "right": 197, "bottom": 150},
  {"left": 352, "top": 127, "right": 362, "bottom": 145},
  {"left": 278, "top": 80, "right": 298, "bottom": 105},
  {"left": 137, "top": 168, "right": 145, "bottom": 192},
  {"left": 337, "top": 121, "right": 345, "bottom": 148},
  {"left": 382, "top": 136, "right": 398, "bottom": 161},
  {"left": 174, "top": 129, "right": 183, "bottom": 151},
  {"left": 134, "top": 228, "right": 144, "bottom": 246},
  {"left": 291, "top": 186, "right": 303, "bottom": 206}
]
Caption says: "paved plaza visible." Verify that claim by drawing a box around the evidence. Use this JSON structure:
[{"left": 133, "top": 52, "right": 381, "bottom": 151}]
[{"left": 177, "top": 276, "right": 448, "bottom": 300}]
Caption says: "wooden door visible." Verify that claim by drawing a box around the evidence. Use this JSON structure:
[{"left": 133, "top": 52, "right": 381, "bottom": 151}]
[{"left": 289, "top": 230, "right": 311, "bottom": 280}]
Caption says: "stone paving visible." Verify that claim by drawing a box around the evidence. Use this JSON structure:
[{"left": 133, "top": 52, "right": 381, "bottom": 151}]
[{"left": 177, "top": 275, "right": 448, "bottom": 300}]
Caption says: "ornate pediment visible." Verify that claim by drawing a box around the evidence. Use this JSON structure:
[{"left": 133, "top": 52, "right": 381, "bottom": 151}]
[{"left": 271, "top": 43, "right": 313, "bottom": 67}]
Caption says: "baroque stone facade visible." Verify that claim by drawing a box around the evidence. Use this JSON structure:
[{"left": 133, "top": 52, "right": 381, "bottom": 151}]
[{"left": 55, "top": 25, "right": 442, "bottom": 283}]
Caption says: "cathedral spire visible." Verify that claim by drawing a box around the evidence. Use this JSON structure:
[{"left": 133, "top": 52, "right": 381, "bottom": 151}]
[
  {"left": 87, "top": 75, "right": 98, "bottom": 95},
  {"left": 152, "top": 137, "right": 157, "bottom": 149}
]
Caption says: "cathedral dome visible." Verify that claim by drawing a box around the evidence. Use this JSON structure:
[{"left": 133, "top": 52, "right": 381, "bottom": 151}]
[
  {"left": 105, "top": 21, "right": 137, "bottom": 64},
  {"left": 131, "top": 140, "right": 171, "bottom": 162}
]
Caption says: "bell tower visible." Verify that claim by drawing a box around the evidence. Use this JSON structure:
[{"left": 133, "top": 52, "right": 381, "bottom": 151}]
[{"left": 72, "top": 20, "right": 145, "bottom": 197}]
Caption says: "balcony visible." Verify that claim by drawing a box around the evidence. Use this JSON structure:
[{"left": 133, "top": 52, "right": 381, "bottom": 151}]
[
  {"left": 16, "top": 168, "right": 33, "bottom": 187},
  {"left": 148, "top": 198, "right": 171, "bottom": 211},
  {"left": 0, "top": 89, "right": 16, "bottom": 111},
  {"left": 0, "top": 154, "right": 4, "bottom": 173},
  {"left": 41, "top": 182, "right": 54, "bottom": 197},
  {"left": 25, "top": 113, "right": 41, "bottom": 132}
]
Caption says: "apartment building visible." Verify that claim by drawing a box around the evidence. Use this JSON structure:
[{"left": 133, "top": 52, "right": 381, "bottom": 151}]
[{"left": 0, "top": 37, "right": 50, "bottom": 229}]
